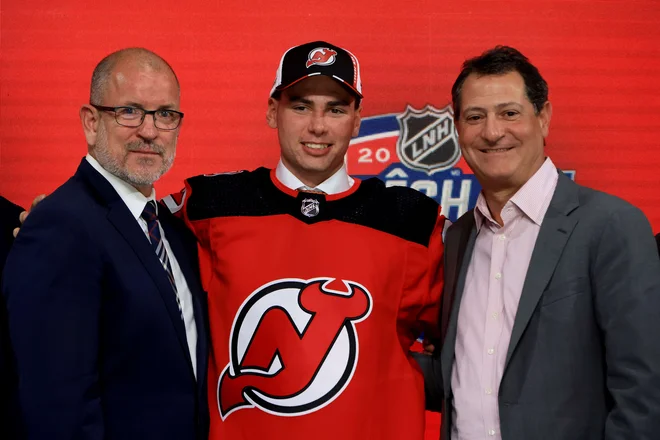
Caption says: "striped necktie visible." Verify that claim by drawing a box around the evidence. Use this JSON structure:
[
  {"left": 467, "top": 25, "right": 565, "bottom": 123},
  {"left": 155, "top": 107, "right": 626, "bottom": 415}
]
[{"left": 141, "top": 201, "right": 183, "bottom": 318}]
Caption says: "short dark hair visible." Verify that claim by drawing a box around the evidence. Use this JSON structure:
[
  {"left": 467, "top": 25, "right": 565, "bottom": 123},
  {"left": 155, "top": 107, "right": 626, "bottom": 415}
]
[{"left": 451, "top": 46, "right": 548, "bottom": 120}]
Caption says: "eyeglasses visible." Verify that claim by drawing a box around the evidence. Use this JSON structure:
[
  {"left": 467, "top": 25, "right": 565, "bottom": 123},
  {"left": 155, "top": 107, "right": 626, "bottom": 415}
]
[{"left": 91, "top": 104, "right": 184, "bottom": 130}]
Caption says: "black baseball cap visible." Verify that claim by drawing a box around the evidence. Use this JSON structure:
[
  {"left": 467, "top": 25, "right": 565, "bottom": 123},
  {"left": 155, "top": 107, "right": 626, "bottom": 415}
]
[{"left": 270, "top": 41, "right": 363, "bottom": 99}]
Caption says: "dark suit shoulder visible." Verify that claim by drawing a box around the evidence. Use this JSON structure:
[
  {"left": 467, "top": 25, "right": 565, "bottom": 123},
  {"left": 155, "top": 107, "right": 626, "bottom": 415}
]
[
  {"left": 28, "top": 176, "right": 97, "bottom": 219},
  {"left": 568, "top": 182, "right": 653, "bottom": 237},
  {"left": 575, "top": 183, "right": 642, "bottom": 215},
  {"left": 14, "top": 175, "right": 112, "bottom": 252}
]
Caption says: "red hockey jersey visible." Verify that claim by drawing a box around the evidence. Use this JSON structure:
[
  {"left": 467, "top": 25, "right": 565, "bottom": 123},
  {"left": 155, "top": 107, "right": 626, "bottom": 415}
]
[{"left": 179, "top": 168, "right": 444, "bottom": 440}]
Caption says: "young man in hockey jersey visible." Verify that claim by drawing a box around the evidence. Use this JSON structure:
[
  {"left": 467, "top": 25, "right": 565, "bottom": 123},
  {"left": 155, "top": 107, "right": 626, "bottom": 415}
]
[{"left": 168, "top": 41, "right": 446, "bottom": 439}]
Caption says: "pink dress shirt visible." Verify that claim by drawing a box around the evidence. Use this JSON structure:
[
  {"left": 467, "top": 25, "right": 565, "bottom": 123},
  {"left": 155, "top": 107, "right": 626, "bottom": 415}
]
[{"left": 450, "top": 158, "right": 559, "bottom": 439}]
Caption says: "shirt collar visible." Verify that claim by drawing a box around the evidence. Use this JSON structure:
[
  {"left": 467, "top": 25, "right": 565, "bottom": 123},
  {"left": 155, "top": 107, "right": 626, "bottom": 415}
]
[
  {"left": 86, "top": 154, "right": 157, "bottom": 220},
  {"left": 275, "top": 159, "right": 354, "bottom": 195},
  {"left": 473, "top": 157, "right": 559, "bottom": 229},
  {"left": 509, "top": 157, "right": 558, "bottom": 225}
]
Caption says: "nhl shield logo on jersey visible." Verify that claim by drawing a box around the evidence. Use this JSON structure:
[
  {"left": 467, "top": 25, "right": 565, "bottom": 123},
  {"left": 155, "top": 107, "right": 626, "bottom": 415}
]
[
  {"left": 217, "top": 277, "right": 372, "bottom": 420},
  {"left": 396, "top": 104, "right": 460, "bottom": 174},
  {"left": 301, "top": 198, "right": 320, "bottom": 217}
]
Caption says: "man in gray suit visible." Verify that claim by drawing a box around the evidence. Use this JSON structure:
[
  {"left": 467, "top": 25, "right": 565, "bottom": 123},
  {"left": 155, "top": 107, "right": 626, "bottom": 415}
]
[{"left": 418, "top": 46, "right": 660, "bottom": 439}]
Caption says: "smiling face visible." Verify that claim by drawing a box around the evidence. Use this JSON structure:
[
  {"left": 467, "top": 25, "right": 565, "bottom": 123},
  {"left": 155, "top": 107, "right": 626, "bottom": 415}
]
[
  {"left": 456, "top": 71, "right": 552, "bottom": 194},
  {"left": 81, "top": 56, "right": 181, "bottom": 195},
  {"left": 267, "top": 75, "right": 361, "bottom": 187}
]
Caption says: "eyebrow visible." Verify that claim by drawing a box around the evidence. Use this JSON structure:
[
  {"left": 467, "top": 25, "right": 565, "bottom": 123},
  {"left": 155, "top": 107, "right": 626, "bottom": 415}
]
[
  {"left": 463, "top": 102, "right": 522, "bottom": 113},
  {"left": 123, "top": 101, "right": 177, "bottom": 110},
  {"left": 289, "top": 97, "right": 351, "bottom": 107}
]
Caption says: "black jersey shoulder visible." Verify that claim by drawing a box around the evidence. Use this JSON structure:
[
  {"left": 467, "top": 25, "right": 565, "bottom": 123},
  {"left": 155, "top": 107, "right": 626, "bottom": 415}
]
[
  {"left": 333, "top": 177, "right": 440, "bottom": 247},
  {"left": 185, "top": 167, "right": 287, "bottom": 221},
  {"left": 185, "top": 170, "right": 440, "bottom": 247}
]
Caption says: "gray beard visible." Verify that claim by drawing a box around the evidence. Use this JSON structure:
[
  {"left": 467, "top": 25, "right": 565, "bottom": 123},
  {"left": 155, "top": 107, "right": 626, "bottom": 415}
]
[{"left": 93, "top": 127, "right": 175, "bottom": 188}]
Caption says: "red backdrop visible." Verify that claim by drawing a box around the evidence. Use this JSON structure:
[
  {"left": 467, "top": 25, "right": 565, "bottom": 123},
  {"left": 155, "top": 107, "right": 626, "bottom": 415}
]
[{"left": 2, "top": 1, "right": 660, "bottom": 437}]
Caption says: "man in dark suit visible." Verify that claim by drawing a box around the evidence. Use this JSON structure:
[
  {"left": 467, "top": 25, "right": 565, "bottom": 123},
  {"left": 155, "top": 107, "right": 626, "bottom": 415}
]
[
  {"left": 418, "top": 46, "right": 660, "bottom": 439},
  {"left": 656, "top": 233, "right": 660, "bottom": 257},
  {"left": 3, "top": 48, "right": 208, "bottom": 440},
  {"left": 1, "top": 195, "right": 25, "bottom": 439}
]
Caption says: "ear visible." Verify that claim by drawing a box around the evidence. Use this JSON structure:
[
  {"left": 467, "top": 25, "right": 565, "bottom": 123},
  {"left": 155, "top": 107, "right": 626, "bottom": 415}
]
[
  {"left": 537, "top": 101, "right": 552, "bottom": 138},
  {"left": 80, "top": 104, "right": 101, "bottom": 147},
  {"left": 266, "top": 97, "right": 278, "bottom": 129},
  {"left": 352, "top": 105, "right": 362, "bottom": 137}
]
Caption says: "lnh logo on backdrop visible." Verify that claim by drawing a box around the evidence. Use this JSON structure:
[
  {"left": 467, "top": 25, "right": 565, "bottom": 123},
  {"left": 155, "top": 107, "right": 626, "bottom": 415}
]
[{"left": 347, "top": 104, "right": 575, "bottom": 222}]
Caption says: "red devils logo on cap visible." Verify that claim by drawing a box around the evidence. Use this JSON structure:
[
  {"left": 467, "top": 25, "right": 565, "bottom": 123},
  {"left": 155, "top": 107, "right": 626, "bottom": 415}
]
[
  {"left": 217, "top": 277, "right": 372, "bottom": 419},
  {"left": 306, "top": 48, "right": 338, "bottom": 68}
]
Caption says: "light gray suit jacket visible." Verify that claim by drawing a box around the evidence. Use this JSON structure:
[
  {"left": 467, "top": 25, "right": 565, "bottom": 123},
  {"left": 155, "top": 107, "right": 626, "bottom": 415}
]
[{"left": 418, "top": 172, "right": 660, "bottom": 439}]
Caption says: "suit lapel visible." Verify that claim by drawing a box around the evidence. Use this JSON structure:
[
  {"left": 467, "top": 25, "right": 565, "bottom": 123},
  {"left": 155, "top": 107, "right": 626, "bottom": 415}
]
[
  {"left": 503, "top": 173, "right": 580, "bottom": 370},
  {"left": 76, "top": 159, "right": 193, "bottom": 373},
  {"left": 160, "top": 210, "right": 209, "bottom": 389},
  {"left": 441, "top": 213, "right": 477, "bottom": 396}
]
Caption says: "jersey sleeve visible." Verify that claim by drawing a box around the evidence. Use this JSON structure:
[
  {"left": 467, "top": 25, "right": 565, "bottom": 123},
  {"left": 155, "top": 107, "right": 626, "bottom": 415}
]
[
  {"left": 160, "top": 187, "right": 187, "bottom": 218},
  {"left": 416, "top": 210, "right": 446, "bottom": 341},
  {"left": 397, "top": 205, "right": 445, "bottom": 347}
]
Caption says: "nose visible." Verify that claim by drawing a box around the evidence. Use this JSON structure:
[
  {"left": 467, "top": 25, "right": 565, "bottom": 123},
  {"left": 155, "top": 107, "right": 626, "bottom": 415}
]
[
  {"left": 307, "top": 111, "right": 327, "bottom": 136},
  {"left": 482, "top": 115, "right": 504, "bottom": 145},
  {"left": 137, "top": 113, "right": 158, "bottom": 140}
]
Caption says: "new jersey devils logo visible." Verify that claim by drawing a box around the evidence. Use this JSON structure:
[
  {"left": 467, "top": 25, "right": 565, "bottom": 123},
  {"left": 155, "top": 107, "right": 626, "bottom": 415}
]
[
  {"left": 306, "top": 48, "right": 338, "bottom": 68},
  {"left": 218, "top": 277, "right": 372, "bottom": 420}
]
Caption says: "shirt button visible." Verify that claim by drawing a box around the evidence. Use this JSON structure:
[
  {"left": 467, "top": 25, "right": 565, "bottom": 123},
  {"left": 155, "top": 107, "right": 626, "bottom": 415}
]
[
  {"left": 494, "top": 272, "right": 502, "bottom": 280},
  {"left": 492, "top": 312, "right": 499, "bottom": 319},
  {"left": 488, "top": 429, "right": 496, "bottom": 436},
  {"left": 485, "top": 388, "right": 492, "bottom": 395},
  {"left": 487, "top": 348, "right": 495, "bottom": 355},
  {"left": 498, "top": 234, "right": 506, "bottom": 241}
]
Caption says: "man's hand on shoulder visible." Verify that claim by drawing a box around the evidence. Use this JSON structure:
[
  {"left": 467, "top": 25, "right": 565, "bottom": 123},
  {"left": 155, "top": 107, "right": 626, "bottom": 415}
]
[{"left": 13, "top": 194, "right": 46, "bottom": 237}]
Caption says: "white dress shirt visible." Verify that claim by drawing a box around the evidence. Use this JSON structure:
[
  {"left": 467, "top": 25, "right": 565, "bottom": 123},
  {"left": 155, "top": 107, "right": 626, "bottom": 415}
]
[
  {"left": 275, "top": 159, "right": 354, "bottom": 195},
  {"left": 86, "top": 154, "right": 198, "bottom": 378}
]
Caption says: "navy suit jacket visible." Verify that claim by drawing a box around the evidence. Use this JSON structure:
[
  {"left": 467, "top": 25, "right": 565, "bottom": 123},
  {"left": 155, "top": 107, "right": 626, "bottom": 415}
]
[
  {"left": 3, "top": 159, "right": 209, "bottom": 440},
  {"left": 1, "top": 195, "right": 25, "bottom": 439}
]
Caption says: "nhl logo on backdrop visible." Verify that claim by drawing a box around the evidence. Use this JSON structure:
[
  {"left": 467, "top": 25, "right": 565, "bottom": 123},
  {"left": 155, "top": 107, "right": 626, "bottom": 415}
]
[
  {"left": 301, "top": 198, "right": 320, "bottom": 218},
  {"left": 306, "top": 48, "right": 338, "bottom": 68},
  {"left": 396, "top": 104, "right": 460, "bottom": 174}
]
